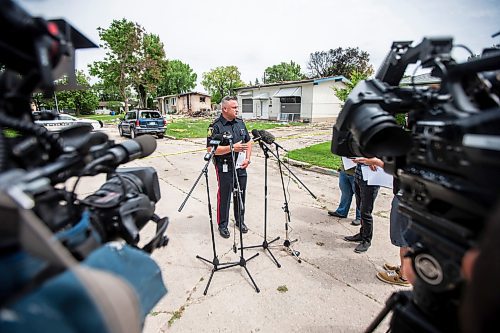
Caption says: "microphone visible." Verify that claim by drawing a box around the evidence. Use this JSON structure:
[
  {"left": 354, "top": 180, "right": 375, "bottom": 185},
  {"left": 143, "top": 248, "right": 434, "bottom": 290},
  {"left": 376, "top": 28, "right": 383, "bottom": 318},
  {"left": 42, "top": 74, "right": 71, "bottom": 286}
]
[
  {"left": 251, "top": 129, "right": 262, "bottom": 141},
  {"left": 204, "top": 134, "right": 224, "bottom": 161},
  {"left": 105, "top": 135, "right": 157, "bottom": 165},
  {"left": 257, "top": 130, "right": 275, "bottom": 144},
  {"left": 258, "top": 129, "right": 288, "bottom": 152},
  {"left": 209, "top": 133, "right": 224, "bottom": 145},
  {"left": 222, "top": 131, "right": 233, "bottom": 140}
]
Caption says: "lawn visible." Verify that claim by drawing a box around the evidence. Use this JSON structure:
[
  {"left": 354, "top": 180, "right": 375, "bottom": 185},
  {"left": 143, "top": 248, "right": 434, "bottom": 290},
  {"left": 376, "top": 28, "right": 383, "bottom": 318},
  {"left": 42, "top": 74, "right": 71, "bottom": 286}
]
[
  {"left": 80, "top": 114, "right": 122, "bottom": 123},
  {"left": 166, "top": 118, "right": 304, "bottom": 139},
  {"left": 286, "top": 141, "right": 342, "bottom": 170}
]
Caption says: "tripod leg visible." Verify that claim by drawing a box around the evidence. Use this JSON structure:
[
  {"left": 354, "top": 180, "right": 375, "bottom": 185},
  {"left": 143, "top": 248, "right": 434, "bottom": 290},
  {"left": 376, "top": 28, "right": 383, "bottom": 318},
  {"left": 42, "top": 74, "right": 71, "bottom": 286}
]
[
  {"left": 243, "top": 265, "right": 260, "bottom": 293},
  {"left": 266, "top": 247, "right": 281, "bottom": 268},
  {"left": 203, "top": 268, "right": 216, "bottom": 295}
]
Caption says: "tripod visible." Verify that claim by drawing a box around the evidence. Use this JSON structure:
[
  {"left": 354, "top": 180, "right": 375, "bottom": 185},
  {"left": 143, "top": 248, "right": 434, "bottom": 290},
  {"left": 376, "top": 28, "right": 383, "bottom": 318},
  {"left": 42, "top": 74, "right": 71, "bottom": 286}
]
[
  {"left": 267, "top": 142, "right": 317, "bottom": 263},
  {"left": 214, "top": 135, "right": 260, "bottom": 292},
  {"left": 178, "top": 146, "right": 238, "bottom": 295},
  {"left": 240, "top": 140, "right": 281, "bottom": 268}
]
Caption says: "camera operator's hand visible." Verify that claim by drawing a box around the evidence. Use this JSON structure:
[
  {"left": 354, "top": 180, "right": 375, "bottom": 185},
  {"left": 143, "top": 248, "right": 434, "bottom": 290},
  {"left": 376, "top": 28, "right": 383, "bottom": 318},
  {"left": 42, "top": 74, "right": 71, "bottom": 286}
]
[
  {"left": 233, "top": 141, "right": 248, "bottom": 153},
  {"left": 352, "top": 157, "right": 384, "bottom": 171}
]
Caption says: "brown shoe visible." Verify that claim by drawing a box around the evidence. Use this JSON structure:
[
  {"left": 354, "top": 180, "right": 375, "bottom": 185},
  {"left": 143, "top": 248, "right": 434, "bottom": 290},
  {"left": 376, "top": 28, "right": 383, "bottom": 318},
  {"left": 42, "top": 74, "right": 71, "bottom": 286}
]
[
  {"left": 383, "top": 263, "right": 399, "bottom": 272},
  {"left": 376, "top": 270, "right": 410, "bottom": 287}
]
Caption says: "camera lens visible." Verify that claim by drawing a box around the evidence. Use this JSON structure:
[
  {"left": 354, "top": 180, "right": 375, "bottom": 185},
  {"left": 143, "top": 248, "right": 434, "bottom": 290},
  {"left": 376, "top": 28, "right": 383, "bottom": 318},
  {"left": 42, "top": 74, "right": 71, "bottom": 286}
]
[{"left": 349, "top": 104, "right": 412, "bottom": 156}]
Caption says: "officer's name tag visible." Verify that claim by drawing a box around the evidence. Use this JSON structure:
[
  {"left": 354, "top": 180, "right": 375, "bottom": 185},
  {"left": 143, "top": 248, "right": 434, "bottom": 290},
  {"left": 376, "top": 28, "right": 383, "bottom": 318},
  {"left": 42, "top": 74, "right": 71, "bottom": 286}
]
[{"left": 223, "top": 163, "right": 228, "bottom": 173}]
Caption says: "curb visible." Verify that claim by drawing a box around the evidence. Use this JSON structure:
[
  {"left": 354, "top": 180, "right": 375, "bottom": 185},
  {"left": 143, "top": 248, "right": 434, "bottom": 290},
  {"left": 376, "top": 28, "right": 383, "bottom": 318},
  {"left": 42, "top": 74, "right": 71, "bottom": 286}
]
[{"left": 283, "top": 157, "right": 339, "bottom": 177}]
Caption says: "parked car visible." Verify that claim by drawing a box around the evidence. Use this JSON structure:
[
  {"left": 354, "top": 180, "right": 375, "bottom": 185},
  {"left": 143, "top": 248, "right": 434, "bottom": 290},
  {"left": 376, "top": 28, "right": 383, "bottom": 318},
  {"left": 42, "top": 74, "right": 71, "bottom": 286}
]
[
  {"left": 33, "top": 111, "right": 103, "bottom": 132},
  {"left": 118, "top": 109, "right": 166, "bottom": 139}
]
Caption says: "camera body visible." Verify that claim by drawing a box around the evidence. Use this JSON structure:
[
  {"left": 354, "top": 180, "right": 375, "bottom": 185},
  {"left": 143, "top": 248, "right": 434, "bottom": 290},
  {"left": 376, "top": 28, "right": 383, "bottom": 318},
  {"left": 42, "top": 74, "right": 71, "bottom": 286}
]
[
  {"left": 332, "top": 37, "right": 500, "bottom": 331},
  {"left": 0, "top": 1, "right": 168, "bottom": 330}
]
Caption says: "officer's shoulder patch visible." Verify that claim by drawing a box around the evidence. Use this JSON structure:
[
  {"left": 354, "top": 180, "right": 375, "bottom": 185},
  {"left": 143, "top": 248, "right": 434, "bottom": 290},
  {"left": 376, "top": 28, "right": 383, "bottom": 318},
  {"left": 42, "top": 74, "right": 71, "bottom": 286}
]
[{"left": 207, "top": 126, "right": 213, "bottom": 138}]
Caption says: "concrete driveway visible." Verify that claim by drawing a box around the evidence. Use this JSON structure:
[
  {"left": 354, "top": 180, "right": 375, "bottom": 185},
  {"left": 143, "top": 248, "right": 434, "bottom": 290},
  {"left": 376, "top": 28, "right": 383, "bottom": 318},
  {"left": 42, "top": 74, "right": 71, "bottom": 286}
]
[{"left": 80, "top": 122, "right": 405, "bottom": 332}]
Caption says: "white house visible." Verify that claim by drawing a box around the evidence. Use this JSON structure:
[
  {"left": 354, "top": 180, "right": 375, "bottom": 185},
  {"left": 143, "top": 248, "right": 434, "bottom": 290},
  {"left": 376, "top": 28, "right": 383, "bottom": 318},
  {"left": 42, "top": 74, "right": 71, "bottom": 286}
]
[{"left": 233, "top": 76, "right": 349, "bottom": 123}]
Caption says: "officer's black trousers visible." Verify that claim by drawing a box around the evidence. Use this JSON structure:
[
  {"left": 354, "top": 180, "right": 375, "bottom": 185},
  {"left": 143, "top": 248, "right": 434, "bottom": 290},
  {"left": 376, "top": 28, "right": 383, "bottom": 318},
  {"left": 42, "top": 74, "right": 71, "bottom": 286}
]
[{"left": 214, "top": 166, "right": 247, "bottom": 229}]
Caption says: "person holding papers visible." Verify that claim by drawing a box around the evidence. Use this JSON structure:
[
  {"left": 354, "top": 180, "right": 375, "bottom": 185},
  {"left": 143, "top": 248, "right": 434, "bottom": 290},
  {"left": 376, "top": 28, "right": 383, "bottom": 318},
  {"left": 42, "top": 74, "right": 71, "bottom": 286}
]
[
  {"left": 328, "top": 158, "right": 361, "bottom": 226},
  {"left": 343, "top": 157, "right": 384, "bottom": 253}
]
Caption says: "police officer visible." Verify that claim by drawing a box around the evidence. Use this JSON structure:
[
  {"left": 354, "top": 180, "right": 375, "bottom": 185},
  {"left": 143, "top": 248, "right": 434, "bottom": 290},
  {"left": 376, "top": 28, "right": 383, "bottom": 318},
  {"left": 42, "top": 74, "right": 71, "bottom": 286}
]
[{"left": 207, "top": 96, "right": 252, "bottom": 238}]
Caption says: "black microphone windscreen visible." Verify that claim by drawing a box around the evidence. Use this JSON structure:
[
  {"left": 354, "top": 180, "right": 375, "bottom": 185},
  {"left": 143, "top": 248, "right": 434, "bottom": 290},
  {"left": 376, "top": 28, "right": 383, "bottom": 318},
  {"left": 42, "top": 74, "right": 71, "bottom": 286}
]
[
  {"left": 212, "top": 133, "right": 224, "bottom": 140},
  {"left": 258, "top": 130, "right": 275, "bottom": 144},
  {"left": 251, "top": 129, "right": 260, "bottom": 138},
  {"left": 134, "top": 135, "right": 157, "bottom": 157}
]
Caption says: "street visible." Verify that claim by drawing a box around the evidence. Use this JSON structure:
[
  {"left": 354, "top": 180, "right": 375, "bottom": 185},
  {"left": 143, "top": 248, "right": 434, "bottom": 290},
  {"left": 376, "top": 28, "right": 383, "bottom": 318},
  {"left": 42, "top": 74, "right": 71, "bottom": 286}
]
[{"left": 79, "top": 122, "right": 402, "bottom": 332}]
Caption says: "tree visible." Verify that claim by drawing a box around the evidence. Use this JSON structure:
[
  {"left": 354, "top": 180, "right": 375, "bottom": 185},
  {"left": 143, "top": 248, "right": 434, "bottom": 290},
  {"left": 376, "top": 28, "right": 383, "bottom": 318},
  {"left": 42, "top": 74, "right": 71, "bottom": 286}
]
[
  {"left": 89, "top": 19, "right": 146, "bottom": 113},
  {"left": 32, "top": 71, "right": 99, "bottom": 115},
  {"left": 264, "top": 61, "right": 304, "bottom": 83},
  {"left": 157, "top": 59, "right": 197, "bottom": 96},
  {"left": 333, "top": 70, "right": 369, "bottom": 102},
  {"left": 131, "top": 33, "right": 166, "bottom": 108},
  {"left": 307, "top": 47, "right": 373, "bottom": 79},
  {"left": 201, "top": 66, "right": 245, "bottom": 104}
]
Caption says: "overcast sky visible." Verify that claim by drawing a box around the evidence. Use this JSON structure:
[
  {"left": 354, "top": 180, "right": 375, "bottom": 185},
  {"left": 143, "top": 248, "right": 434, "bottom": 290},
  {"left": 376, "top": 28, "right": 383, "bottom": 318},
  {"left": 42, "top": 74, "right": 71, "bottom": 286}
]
[{"left": 19, "top": 0, "right": 500, "bottom": 92}]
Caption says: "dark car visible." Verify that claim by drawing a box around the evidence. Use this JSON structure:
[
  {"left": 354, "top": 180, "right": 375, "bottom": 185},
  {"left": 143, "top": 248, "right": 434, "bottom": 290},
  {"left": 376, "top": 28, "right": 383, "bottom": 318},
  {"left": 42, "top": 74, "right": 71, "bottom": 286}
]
[{"left": 118, "top": 109, "right": 166, "bottom": 139}]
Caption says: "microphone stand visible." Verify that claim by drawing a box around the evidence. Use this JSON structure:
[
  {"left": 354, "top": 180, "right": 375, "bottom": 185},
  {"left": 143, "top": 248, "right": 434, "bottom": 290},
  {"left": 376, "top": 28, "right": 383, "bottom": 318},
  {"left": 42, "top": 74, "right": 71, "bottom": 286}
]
[
  {"left": 178, "top": 145, "right": 237, "bottom": 295},
  {"left": 266, "top": 141, "right": 317, "bottom": 263},
  {"left": 213, "top": 135, "right": 260, "bottom": 293},
  {"left": 240, "top": 140, "right": 281, "bottom": 268}
]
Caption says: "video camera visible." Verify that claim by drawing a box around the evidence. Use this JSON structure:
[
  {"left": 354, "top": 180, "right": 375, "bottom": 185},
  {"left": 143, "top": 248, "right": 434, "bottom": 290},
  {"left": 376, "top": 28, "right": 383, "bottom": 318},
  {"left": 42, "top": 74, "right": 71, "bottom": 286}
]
[
  {"left": 0, "top": 0, "right": 168, "bottom": 331},
  {"left": 332, "top": 37, "right": 500, "bottom": 332}
]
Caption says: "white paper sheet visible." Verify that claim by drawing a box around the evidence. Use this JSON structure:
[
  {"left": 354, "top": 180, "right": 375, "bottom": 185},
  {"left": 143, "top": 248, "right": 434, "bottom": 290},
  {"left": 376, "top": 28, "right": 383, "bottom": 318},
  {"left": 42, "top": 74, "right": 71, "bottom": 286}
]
[
  {"left": 341, "top": 157, "right": 357, "bottom": 170},
  {"left": 235, "top": 152, "right": 246, "bottom": 169},
  {"left": 361, "top": 165, "right": 393, "bottom": 188}
]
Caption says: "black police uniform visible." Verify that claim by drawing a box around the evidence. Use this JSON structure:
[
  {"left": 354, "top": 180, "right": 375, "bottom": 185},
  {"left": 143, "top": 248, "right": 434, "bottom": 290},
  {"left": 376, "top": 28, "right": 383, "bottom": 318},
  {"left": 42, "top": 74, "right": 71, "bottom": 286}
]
[{"left": 207, "top": 115, "right": 251, "bottom": 233}]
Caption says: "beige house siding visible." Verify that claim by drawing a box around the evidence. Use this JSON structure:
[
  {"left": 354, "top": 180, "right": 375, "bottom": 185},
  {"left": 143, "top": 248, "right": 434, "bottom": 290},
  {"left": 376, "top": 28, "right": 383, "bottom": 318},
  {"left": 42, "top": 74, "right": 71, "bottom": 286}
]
[{"left": 157, "top": 93, "right": 211, "bottom": 115}]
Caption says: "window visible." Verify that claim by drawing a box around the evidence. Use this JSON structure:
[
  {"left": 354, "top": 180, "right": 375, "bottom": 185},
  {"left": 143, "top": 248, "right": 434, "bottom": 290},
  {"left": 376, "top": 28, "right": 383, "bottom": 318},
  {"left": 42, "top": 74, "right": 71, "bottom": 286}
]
[
  {"left": 200, "top": 97, "right": 206, "bottom": 103},
  {"left": 125, "top": 111, "right": 136, "bottom": 120},
  {"left": 170, "top": 97, "right": 176, "bottom": 105},
  {"left": 242, "top": 99, "right": 253, "bottom": 113},
  {"left": 280, "top": 96, "right": 301, "bottom": 103}
]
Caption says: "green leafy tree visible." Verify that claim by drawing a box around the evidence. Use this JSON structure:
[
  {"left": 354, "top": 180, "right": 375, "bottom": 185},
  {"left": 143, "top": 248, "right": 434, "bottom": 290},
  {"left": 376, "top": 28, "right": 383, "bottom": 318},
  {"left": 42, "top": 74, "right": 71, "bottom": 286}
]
[
  {"left": 201, "top": 66, "right": 245, "bottom": 104},
  {"left": 333, "top": 70, "right": 369, "bottom": 102},
  {"left": 307, "top": 47, "right": 373, "bottom": 79},
  {"left": 264, "top": 61, "right": 304, "bottom": 83},
  {"left": 132, "top": 33, "right": 166, "bottom": 108},
  {"left": 33, "top": 71, "right": 99, "bottom": 115},
  {"left": 89, "top": 19, "right": 144, "bottom": 113},
  {"left": 157, "top": 59, "right": 197, "bottom": 96}
]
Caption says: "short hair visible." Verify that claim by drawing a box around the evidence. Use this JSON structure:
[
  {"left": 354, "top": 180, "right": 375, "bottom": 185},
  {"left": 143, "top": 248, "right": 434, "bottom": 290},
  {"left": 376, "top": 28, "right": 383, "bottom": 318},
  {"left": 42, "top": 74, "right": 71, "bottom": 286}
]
[{"left": 221, "top": 96, "right": 237, "bottom": 108}]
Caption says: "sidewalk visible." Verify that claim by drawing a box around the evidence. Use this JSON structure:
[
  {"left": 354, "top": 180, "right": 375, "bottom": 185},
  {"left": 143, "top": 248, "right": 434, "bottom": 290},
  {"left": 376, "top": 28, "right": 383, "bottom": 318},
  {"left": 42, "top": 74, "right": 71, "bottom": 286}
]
[{"left": 96, "top": 124, "right": 404, "bottom": 332}]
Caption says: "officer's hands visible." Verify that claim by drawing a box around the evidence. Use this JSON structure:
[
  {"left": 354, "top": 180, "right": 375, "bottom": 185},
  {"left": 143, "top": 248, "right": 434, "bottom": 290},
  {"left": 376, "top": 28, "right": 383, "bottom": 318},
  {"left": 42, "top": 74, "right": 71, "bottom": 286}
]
[
  {"left": 233, "top": 141, "right": 248, "bottom": 152},
  {"left": 240, "top": 159, "right": 251, "bottom": 169}
]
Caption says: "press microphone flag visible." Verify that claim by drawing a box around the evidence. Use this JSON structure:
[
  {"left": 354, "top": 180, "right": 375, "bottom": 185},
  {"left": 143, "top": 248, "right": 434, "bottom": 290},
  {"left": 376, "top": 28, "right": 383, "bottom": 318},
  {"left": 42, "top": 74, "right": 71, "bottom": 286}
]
[{"left": 205, "top": 134, "right": 224, "bottom": 161}]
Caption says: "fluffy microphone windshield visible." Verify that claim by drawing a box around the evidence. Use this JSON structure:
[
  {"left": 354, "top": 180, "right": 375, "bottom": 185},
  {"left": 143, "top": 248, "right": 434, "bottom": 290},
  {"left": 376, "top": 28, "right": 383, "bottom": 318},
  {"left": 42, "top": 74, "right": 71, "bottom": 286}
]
[{"left": 258, "top": 130, "right": 275, "bottom": 144}]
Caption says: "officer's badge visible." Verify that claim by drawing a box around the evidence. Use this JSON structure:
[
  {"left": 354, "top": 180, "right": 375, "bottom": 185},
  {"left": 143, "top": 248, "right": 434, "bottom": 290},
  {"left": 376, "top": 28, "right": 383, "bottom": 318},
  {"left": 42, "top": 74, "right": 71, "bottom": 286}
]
[
  {"left": 240, "top": 128, "right": 245, "bottom": 135},
  {"left": 207, "top": 126, "right": 213, "bottom": 138}
]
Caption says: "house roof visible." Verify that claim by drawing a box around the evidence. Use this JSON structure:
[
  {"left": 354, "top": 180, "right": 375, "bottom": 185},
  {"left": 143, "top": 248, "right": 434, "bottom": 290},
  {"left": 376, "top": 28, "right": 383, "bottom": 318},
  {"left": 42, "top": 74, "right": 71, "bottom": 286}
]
[
  {"left": 234, "top": 75, "right": 349, "bottom": 91},
  {"left": 179, "top": 91, "right": 211, "bottom": 97}
]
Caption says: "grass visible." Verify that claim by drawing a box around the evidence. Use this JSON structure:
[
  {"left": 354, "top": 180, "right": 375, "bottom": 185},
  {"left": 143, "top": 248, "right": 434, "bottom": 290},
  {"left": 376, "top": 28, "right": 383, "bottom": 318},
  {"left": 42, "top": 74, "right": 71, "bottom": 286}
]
[
  {"left": 80, "top": 114, "right": 122, "bottom": 123},
  {"left": 166, "top": 118, "right": 304, "bottom": 139},
  {"left": 277, "top": 285, "right": 289, "bottom": 293},
  {"left": 168, "top": 306, "right": 185, "bottom": 327},
  {"left": 286, "top": 141, "right": 342, "bottom": 170}
]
